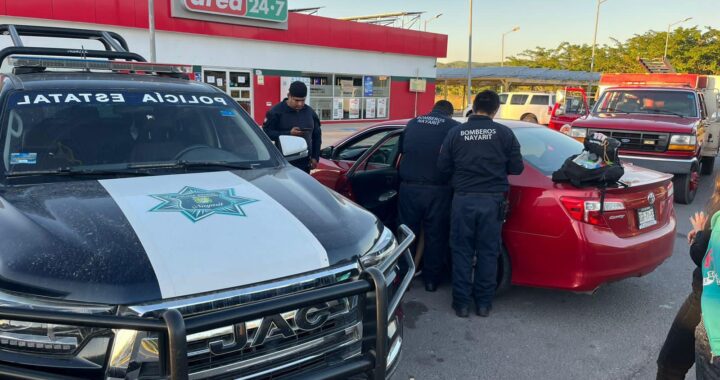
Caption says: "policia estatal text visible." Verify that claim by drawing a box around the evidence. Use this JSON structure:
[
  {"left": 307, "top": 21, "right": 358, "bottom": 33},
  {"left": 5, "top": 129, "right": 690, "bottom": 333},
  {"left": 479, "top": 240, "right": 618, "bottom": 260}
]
[
  {"left": 438, "top": 90, "right": 524, "bottom": 318},
  {"left": 398, "top": 100, "right": 460, "bottom": 292},
  {"left": 263, "top": 81, "right": 322, "bottom": 172}
]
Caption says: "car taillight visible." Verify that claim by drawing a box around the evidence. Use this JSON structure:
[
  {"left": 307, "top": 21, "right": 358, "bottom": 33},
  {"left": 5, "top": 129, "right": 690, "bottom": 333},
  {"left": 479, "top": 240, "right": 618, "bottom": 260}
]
[{"left": 561, "top": 197, "right": 625, "bottom": 226}]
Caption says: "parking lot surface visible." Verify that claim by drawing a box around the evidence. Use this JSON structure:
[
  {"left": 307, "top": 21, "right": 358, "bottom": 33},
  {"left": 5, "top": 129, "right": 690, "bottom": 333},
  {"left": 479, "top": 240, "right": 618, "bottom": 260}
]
[{"left": 391, "top": 168, "right": 716, "bottom": 379}]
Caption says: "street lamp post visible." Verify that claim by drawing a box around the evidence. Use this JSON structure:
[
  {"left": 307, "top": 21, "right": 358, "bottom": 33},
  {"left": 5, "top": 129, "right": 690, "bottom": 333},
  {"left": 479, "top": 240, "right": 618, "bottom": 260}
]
[
  {"left": 589, "top": 0, "right": 607, "bottom": 73},
  {"left": 665, "top": 17, "right": 692, "bottom": 59},
  {"left": 149, "top": 0, "right": 156, "bottom": 62},
  {"left": 424, "top": 13, "right": 443, "bottom": 32},
  {"left": 466, "top": 0, "right": 473, "bottom": 109},
  {"left": 501, "top": 26, "right": 520, "bottom": 67}
]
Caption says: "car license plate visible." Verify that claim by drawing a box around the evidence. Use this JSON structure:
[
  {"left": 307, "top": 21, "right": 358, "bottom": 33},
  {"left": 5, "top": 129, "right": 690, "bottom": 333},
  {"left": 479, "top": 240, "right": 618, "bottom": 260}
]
[{"left": 638, "top": 206, "right": 657, "bottom": 229}]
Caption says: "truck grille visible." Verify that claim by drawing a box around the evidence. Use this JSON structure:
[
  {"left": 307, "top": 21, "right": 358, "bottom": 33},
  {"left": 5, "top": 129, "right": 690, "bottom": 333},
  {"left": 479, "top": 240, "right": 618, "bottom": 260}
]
[{"left": 588, "top": 129, "right": 669, "bottom": 152}]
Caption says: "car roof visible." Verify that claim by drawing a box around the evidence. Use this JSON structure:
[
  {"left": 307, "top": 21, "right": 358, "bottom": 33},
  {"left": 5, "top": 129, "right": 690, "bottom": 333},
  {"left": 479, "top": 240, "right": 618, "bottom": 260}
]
[
  {"left": 604, "top": 86, "right": 697, "bottom": 92},
  {"left": 367, "top": 118, "right": 542, "bottom": 130},
  {"left": 4, "top": 72, "right": 219, "bottom": 93}
]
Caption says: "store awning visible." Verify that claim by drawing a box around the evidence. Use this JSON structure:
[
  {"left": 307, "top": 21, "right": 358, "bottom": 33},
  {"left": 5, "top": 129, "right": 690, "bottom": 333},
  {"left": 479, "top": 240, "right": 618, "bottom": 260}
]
[{"left": 437, "top": 66, "right": 600, "bottom": 86}]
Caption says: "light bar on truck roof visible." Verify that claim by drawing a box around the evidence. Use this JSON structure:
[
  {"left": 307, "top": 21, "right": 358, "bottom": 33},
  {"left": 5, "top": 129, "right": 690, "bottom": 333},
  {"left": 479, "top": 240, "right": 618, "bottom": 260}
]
[{"left": 9, "top": 56, "right": 192, "bottom": 74}]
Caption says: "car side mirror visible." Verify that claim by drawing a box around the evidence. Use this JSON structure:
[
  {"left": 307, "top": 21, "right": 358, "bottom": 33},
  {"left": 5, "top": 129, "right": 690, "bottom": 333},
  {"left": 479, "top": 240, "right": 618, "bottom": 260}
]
[
  {"left": 320, "top": 146, "right": 334, "bottom": 159},
  {"left": 279, "top": 135, "right": 308, "bottom": 161}
]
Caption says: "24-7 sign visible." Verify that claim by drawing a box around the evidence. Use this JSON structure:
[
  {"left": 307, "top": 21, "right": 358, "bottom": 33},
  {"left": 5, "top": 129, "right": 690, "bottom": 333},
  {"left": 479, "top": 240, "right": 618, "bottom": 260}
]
[{"left": 184, "top": 0, "right": 288, "bottom": 23}]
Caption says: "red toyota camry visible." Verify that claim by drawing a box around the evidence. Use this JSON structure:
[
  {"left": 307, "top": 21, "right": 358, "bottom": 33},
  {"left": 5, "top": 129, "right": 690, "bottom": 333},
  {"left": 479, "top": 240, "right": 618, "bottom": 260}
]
[{"left": 312, "top": 119, "right": 676, "bottom": 292}]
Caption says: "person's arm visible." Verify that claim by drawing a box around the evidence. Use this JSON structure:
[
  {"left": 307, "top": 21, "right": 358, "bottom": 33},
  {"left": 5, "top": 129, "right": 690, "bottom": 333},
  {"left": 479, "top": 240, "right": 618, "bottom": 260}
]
[
  {"left": 690, "top": 230, "right": 712, "bottom": 267},
  {"left": 311, "top": 112, "right": 322, "bottom": 161},
  {"left": 506, "top": 132, "right": 524, "bottom": 175},
  {"left": 262, "top": 110, "right": 282, "bottom": 141},
  {"left": 437, "top": 130, "right": 455, "bottom": 182}
]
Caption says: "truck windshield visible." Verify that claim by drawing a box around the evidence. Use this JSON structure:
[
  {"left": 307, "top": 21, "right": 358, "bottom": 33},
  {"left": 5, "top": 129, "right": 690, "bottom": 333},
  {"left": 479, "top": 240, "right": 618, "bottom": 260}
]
[
  {"left": 513, "top": 127, "right": 583, "bottom": 175},
  {"left": 594, "top": 89, "right": 698, "bottom": 118},
  {"left": 0, "top": 90, "right": 277, "bottom": 175}
]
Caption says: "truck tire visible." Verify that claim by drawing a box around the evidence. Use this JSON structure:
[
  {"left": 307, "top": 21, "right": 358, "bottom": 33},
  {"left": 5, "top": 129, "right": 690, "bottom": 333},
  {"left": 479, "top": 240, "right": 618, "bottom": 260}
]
[
  {"left": 673, "top": 164, "right": 699, "bottom": 204},
  {"left": 496, "top": 246, "right": 512, "bottom": 296},
  {"left": 695, "top": 319, "right": 720, "bottom": 379},
  {"left": 702, "top": 156, "right": 716, "bottom": 176},
  {"left": 521, "top": 114, "right": 538, "bottom": 124}
]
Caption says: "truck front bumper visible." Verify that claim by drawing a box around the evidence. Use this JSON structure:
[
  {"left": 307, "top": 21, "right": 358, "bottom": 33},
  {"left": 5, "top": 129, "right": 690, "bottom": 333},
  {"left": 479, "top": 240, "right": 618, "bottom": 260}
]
[
  {"left": 620, "top": 155, "right": 697, "bottom": 175},
  {"left": 0, "top": 227, "right": 416, "bottom": 380}
]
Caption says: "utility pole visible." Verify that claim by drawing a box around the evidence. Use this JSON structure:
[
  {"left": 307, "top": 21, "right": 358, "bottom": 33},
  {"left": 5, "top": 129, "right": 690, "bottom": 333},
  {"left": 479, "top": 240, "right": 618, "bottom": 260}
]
[
  {"left": 466, "top": 0, "right": 473, "bottom": 109},
  {"left": 501, "top": 26, "right": 520, "bottom": 67},
  {"left": 149, "top": 0, "right": 157, "bottom": 62},
  {"left": 589, "top": 0, "right": 607, "bottom": 74}
]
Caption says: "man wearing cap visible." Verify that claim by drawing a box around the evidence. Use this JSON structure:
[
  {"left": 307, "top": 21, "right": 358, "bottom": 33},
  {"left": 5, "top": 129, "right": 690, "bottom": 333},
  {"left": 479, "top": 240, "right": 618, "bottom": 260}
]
[
  {"left": 397, "top": 100, "right": 460, "bottom": 292},
  {"left": 263, "top": 81, "right": 322, "bottom": 172}
]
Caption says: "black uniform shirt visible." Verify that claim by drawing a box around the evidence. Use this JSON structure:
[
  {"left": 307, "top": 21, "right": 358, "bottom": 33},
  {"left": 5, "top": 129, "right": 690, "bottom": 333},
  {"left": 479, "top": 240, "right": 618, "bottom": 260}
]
[
  {"left": 398, "top": 111, "right": 460, "bottom": 184},
  {"left": 437, "top": 115, "right": 524, "bottom": 193},
  {"left": 262, "top": 99, "right": 322, "bottom": 160}
]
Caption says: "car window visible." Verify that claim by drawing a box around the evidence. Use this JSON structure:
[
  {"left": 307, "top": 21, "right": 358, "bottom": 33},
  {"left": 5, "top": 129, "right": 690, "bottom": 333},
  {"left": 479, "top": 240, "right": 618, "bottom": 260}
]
[
  {"left": 335, "top": 130, "right": 391, "bottom": 161},
  {"left": 530, "top": 95, "right": 550, "bottom": 105},
  {"left": 595, "top": 90, "right": 698, "bottom": 117},
  {"left": 510, "top": 95, "right": 529, "bottom": 105},
  {"left": 513, "top": 127, "right": 583, "bottom": 175},
  {"left": 357, "top": 135, "right": 400, "bottom": 172},
  {"left": 1, "top": 90, "right": 276, "bottom": 174},
  {"left": 499, "top": 94, "right": 509, "bottom": 105}
]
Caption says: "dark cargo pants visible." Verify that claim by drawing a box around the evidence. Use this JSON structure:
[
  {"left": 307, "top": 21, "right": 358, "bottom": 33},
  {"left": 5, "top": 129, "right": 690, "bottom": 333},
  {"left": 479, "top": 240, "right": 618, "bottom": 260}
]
[
  {"left": 398, "top": 182, "right": 452, "bottom": 284},
  {"left": 450, "top": 192, "right": 504, "bottom": 308}
]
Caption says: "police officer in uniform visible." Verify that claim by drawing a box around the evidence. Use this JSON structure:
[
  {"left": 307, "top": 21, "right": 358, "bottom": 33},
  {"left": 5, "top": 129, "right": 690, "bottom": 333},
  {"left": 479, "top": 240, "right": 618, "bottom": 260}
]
[
  {"left": 397, "top": 100, "right": 460, "bottom": 292},
  {"left": 438, "top": 90, "right": 524, "bottom": 318},
  {"left": 263, "top": 81, "right": 322, "bottom": 172}
]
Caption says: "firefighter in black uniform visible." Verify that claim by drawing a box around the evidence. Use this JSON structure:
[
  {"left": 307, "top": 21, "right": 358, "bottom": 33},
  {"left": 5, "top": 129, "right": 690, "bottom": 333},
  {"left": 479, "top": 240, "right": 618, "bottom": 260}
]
[
  {"left": 397, "top": 100, "right": 460, "bottom": 292},
  {"left": 438, "top": 90, "right": 524, "bottom": 318},
  {"left": 263, "top": 81, "right": 322, "bottom": 173}
]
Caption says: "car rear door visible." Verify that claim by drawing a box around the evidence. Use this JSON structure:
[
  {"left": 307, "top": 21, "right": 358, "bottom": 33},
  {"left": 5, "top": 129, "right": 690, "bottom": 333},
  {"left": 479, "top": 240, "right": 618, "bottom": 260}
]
[{"left": 346, "top": 130, "right": 403, "bottom": 228}]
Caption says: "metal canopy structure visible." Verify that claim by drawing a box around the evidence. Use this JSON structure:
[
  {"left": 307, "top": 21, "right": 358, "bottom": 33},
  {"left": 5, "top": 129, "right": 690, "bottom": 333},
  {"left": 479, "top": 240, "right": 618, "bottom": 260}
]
[
  {"left": 289, "top": 7, "right": 325, "bottom": 16},
  {"left": 438, "top": 66, "right": 601, "bottom": 87},
  {"left": 340, "top": 12, "right": 425, "bottom": 29}
]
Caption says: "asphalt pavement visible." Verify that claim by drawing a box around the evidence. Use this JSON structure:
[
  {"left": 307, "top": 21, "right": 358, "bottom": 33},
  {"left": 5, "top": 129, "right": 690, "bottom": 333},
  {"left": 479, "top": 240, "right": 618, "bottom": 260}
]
[{"left": 392, "top": 166, "right": 717, "bottom": 380}]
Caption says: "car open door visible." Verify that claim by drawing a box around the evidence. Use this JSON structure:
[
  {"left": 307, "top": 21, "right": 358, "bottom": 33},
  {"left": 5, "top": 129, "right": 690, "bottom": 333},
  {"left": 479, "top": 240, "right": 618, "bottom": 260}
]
[
  {"left": 549, "top": 87, "right": 589, "bottom": 130},
  {"left": 345, "top": 130, "right": 403, "bottom": 228}
]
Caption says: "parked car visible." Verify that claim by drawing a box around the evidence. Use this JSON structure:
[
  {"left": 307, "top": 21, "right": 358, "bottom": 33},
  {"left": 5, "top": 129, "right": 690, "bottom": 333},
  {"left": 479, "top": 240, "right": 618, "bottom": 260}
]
[
  {"left": 0, "top": 25, "right": 412, "bottom": 379},
  {"left": 314, "top": 119, "right": 677, "bottom": 293},
  {"left": 464, "top": 92, "right": 556, "bottom": 124},
  {"left": 549, "top": 87, "right": 590, "bottom": 131}
]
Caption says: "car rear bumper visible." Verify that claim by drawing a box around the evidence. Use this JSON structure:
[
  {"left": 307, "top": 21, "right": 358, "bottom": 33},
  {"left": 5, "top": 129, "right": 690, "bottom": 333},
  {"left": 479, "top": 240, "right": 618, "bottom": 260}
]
[
  {"left": 571, "top": 215, "right": 676, "bottom": 292},
  {"left": 620, "top": 154, "right": 697, "bottom": 175}
]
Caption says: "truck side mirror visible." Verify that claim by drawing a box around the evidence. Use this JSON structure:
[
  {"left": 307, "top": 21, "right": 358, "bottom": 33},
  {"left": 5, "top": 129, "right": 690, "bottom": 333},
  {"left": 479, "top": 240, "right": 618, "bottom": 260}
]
[{"left": 279, "top": 136, "right": 308, "bottom": 161}]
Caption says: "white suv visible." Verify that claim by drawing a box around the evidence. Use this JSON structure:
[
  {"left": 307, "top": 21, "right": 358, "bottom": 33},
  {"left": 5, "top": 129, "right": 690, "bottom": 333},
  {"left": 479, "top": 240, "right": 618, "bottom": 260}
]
[{"left": 464, "top": 92, "right": 556, "bottom": 124}]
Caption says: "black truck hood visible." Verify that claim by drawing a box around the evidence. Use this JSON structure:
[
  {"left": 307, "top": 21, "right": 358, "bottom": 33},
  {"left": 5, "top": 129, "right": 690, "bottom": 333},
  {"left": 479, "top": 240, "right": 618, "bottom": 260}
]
[{"left": 0, "top": 167, "right": 381, "bottom": 305}]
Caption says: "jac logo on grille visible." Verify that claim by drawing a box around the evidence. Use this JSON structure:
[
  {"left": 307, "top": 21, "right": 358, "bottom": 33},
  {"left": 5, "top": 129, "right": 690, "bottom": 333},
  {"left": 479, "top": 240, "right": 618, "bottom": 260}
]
[
  {"left": 184, "top": 0, "right": 246, "bottom": 17},
  {"left": 208, "top": 301, "right": 335, "bottom": 356}
]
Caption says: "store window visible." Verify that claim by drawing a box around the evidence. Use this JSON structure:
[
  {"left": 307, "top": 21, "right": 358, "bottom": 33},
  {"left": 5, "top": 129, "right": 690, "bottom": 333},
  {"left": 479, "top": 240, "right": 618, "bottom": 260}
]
[{"left": 297, "top": 73, "right": 391, "bottom": 121}]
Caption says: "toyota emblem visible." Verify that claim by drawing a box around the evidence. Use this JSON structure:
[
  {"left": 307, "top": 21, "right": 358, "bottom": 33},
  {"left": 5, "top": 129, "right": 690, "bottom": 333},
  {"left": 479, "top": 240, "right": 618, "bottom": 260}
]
[{"left": 648, "top": 192, "right": 656, "bottom": 205}]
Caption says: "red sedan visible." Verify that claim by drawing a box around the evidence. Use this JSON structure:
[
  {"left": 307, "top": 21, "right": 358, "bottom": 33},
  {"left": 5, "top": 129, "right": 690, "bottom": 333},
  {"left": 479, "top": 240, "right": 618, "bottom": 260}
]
[{"left": 313, "top": 119, "right": 677, "bottom": 292}]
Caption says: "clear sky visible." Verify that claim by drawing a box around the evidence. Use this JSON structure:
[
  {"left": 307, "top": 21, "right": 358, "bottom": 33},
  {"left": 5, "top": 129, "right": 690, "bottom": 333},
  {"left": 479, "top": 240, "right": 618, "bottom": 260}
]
[{"left": 290, "top": 0, "right": 719, "bottom": 64}]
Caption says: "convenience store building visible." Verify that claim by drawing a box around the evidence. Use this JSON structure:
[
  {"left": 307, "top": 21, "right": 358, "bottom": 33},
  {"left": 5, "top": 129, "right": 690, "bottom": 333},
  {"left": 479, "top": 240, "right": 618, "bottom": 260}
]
[{"left": 0, "top": 0, "right": 448, "bottom": 124}]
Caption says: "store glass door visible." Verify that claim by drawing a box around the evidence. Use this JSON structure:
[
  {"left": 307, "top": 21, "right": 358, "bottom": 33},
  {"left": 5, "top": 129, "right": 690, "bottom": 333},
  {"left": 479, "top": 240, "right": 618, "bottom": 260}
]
[{"left": 202, "top": 69, "right": 253, "bottom": 115}]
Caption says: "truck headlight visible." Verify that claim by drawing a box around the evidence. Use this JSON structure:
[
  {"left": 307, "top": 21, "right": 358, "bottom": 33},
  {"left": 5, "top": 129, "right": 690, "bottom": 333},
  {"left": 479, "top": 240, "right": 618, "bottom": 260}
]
[
  {"left": 569, "top": 127, "right": 587, "bottom": 143},
  {"left": 360, "top": 226, "right": 397, "bottom": 267},
  {"left": 669, "top": 134, "right": 697, "bottom": 151},
  {"left": 0, "top": 291, "right": 113, "bottom": 355}
]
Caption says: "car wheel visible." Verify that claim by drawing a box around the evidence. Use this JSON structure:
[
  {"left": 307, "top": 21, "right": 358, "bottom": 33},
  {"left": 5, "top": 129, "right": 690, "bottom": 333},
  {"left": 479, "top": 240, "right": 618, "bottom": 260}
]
[
  {"left": 701, "top": 156, "right": 716, "bottom": 176},
  {"left": 495, "top": 246, "right": 512, "bottom": 296},
  {"left": 521, "top": 114, "right": 538, "bottom": 124},
  {"left": 673, "top": 164, "right": 699, "bottom": 204}
]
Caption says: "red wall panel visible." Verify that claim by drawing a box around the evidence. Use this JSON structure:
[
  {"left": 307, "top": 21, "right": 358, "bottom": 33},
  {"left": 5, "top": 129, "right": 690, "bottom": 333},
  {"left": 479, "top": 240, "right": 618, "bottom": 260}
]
[
  {"left": 0, "top": 0, "right": 447, "bottom": 58},
  {"left": 389, "top": 81, "right": 436, "bottom": 120},
  {"left": 252, "top": 74, "right": 281, "bottom": 125}
]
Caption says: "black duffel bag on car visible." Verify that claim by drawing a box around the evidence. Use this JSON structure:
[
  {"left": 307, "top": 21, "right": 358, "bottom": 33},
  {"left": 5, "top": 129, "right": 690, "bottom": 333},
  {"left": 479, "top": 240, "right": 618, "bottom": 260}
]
[{"left": 552, "top": 133, "right": 625, "bottom": 207}]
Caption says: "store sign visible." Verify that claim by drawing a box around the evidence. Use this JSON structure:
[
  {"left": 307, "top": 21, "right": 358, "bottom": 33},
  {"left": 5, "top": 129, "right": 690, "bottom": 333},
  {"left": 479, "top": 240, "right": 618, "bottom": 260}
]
[
  {"left": 409, "top": 78, "right": 427, "bottom": 93},
  {"left": 172, "top": 0, "right": 288, "bottom": 30}
]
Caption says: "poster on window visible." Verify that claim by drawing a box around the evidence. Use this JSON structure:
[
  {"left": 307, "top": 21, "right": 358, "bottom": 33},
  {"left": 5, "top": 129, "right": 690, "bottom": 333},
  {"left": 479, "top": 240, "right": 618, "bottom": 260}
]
[
  {"left": 349, "top": 98, "right": 361, "bottom": 119},
  {"left": 333, "top": 98, "right": 344, "bottom": 119},
  {"left": 280, "top": 76, "right": 312, "bottom": 103},
  {"left": 341, "top": 80, "right": 355, "bottom": 96},
  {"left": 365, "top": 98, "right": 377, "bottom": 119},
  {"left": 363, "top": 76, "right": 374, "bottom": 97},
  {"left": 377, "top": 98, "right": 388, "bottom": 118}
]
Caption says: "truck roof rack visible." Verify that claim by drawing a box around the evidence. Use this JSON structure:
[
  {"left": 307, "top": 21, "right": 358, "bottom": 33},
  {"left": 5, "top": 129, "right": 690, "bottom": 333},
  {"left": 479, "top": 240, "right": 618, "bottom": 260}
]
[{"left": 0, "top": 24, "right": 147, "bottom": 67}]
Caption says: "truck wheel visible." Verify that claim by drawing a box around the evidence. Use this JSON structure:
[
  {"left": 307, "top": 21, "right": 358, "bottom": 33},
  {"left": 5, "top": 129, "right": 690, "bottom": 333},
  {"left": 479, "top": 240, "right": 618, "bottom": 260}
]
[
  {"left": 496, "top": 246, "right": 512, "bottom": 296},
  {"left": 701, "top": 156, "right": 716, "bottom": 176},
  {"left": 673, "top": 165, "right": 699, "bottom": 204},
  {"left": 521, "top": 114, "right": 538, "bottom": 124}
]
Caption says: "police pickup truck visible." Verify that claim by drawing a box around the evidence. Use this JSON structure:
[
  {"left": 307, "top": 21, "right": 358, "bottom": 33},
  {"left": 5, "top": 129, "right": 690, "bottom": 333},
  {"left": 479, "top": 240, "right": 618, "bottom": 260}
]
[{"left": 0, "top": 25, "right": 414, "bottom": 380}]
